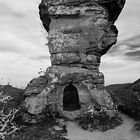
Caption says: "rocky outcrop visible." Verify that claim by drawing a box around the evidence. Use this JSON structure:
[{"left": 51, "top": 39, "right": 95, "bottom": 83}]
[{"left": 23, "top": 0, "right": 125, "bottom": 122}]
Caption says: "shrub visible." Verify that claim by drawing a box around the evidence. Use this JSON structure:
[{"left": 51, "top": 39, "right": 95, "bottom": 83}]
[
  {"left": 0, "top": 91, "right": 20, "bottom": 140},
  {"left": 76, "top": 105, "right": 122, "bottom": 132}
]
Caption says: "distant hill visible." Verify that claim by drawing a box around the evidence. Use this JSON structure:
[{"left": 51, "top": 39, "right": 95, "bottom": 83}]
[
  {"left": 127, "top": 79, "right": 140, "bottom": 92},
  {"left": 105, "top": 79, "right": 140, "bottom": 100},
  {"left": 106, "top": 83, "right": 139, "bottom": 101},
  {"left": 105, "top": 83, "right": 131, "bottom": 92},
  {"left": 0, "top": 85, "right": 24, "bottom": 98}
]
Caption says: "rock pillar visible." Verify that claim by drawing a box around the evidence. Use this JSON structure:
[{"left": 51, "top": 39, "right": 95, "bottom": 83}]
[{"left": 23, "top": 0, "right": 125, "bottom": 122}]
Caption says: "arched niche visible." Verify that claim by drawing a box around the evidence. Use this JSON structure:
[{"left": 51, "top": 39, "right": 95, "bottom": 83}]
[{"left": 63, "top": 84, "right": 81, "bottom": 111}]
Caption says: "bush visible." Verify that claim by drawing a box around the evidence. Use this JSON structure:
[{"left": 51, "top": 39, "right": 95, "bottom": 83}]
[
  {"left": 134, "top": 122, "right": 140, "bottom": 131},
  {"left": 76, "top": 105, "right": 122, "bottom": 132},
  {"left": 0, "top": 91, "right": 21, "bottom": 140}
]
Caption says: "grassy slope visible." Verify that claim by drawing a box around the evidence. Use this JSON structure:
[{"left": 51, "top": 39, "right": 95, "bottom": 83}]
[
  {"left": 0, "top": 85, "right": 24, "bottom": 111},
  {"left": 105, "top": 79, "right": 140, "bottom": 119}
]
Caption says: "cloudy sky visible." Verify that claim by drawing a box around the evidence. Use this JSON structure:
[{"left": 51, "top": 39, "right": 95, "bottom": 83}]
[{"left": 0, "top": 0, "right": 140, "bottom": 87}]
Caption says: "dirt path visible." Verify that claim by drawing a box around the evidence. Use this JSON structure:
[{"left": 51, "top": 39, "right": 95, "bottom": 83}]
[{"left": 65, "top": 114, "right": 140, "bottom": 140}]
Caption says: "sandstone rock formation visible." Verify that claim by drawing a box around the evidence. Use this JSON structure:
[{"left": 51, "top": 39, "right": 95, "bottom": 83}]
[{"left": 23, "top": 0, "right": 125, "bottom": 122}]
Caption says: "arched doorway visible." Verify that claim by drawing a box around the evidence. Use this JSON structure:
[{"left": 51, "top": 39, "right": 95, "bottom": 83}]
[{"left": 63, "top": 84, "right": 81, "bottom": 111}]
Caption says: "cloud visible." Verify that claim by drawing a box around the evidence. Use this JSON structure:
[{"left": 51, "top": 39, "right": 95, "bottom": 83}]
[
  {"left": 0, "top": 0, "right": 50, "bottom": 87},
  {"left": 34, "top": 55, "right": 50, "bottom": 61},
  {"left": 0, "top": 31, "right": 49, "bottom": 60},
  {"left": 125, "top": 51, "right": 140, "bottom": 61},
  {"left": 125, "top": 50, "right": 140, "bottom": 56},
  {"left": 0, "top": 0, "right": 49, "bottom": 61},
  {"left": 0, "top": 51, "right": 51, "bottom": 88},
  {"left": 101, "top": 52, "right": 140, "bottom": 85},
  {"left": 101, "top": 34, "right": 140, "bottom": 85},
  {"left": 115, "top": 0, "right": 140, "bottom": 41},
  {"left": 106, "top": 34, "right": 140, "bottom": 62}
]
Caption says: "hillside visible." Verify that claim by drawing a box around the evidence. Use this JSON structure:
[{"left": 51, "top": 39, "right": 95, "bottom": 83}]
[
  {"left": 106, "top": 79, "right": 140, "bottom": 100},
  {"left": 127, "top": 79, "right": 140, "bottom": 92},
  {"left": 0, "top": 85, "right": 24, "bottom": 111},
  {"left": 105, "top": 79, "right": 140, "bottom": 119},
  {"left": 105, "top": 83, "right": 131, "bottom": 92}
]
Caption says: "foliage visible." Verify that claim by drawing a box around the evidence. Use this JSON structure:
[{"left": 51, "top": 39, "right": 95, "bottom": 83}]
[
  {"left": 106, "top": 79, "right": 140, "bottom": 120},
  {"left": 134, "top": 122, "right": 140, "bottom": 131},
  {"left": 6, "top": 118, "right": 68, "bottom": 140},
  {"left": 76, "top": 105, "right": 122, "bottom": 132},
  {"left": 0, "top": 87, "right": 67, "bottom": 140},
  {"left": 38, "top": 68, "right": 46, "bottom": 76},
  {"left": 0, "top": 91, "right": 21, "bottom": 140}
]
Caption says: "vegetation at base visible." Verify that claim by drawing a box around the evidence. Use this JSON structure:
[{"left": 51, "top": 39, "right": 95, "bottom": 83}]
[
  {"left": 76, "top": 106, "right": 122, "bottom": 132},
  {"left": 0, "top": 90, "right": 21, "bottom": 140},
  {"left": 134, "top": 122, "right": 140, "bottom": 131},
  {"left": 6, "top": 117, "right": 68, "bottom": 140},
  {"left": 0, "top": 85, "right": 68, "bottom": 140}
]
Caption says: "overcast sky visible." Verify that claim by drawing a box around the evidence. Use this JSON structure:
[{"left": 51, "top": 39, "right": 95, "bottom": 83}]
[{"left": 0, "top": 0, "right": 140, "bottom": 88}]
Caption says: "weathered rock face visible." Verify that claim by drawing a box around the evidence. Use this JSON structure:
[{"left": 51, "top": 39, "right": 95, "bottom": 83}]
[{"left": 23, "top": 0, "right": 125, "bottom": 122}]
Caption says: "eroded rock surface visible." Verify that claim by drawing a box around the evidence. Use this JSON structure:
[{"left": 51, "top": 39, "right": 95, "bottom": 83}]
[{"left": 23, "top": 0, "right": 125, "bottom": 122}]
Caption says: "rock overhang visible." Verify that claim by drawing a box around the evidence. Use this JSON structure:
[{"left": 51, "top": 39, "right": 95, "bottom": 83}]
[{"left": 39, "top": 0, "right": 125, "bottom": 29}]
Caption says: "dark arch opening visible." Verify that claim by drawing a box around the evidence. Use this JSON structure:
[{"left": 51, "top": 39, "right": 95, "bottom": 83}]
[{"left": 63, "top": 84, "right": 81, "bottom": 111}]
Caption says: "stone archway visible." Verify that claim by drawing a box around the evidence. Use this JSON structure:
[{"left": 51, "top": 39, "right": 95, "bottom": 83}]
[{"left": 63, "top": 84, "right": 81, "bottom": 111}]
